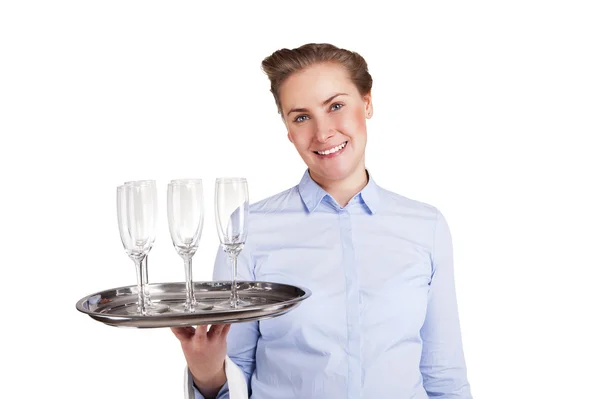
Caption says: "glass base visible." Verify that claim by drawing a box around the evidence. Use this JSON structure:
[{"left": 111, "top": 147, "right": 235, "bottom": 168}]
[
  {"left": 169, "top": 301, "right": 214, "bottom": 313},
  {"left": 213, "top": 297, "right": 255, "bottom": 310},
  {"left": 146, "top": 301, "right": 170, "bottom": 313},
  {"left": 124, "top": 301, "right": 170, "bottom": 315}
]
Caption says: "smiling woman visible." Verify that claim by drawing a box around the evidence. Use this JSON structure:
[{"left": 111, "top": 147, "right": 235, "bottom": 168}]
[
  {"left": 173, "top": 43, "right": 473, "bottom": 399},
  {"left": 277, "top": 63, "right": 371, "bottom": 204},
  {"left": 263, "top": 46, "right": 374, "bottom": 207}
]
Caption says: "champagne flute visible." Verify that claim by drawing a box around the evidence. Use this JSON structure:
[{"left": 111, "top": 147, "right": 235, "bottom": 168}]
[
  {"left": 214, "top": 177, "right": 251, "bottom": 308},
  {"left": 124, "top": 180, "right": 168, "bottom": 313},
  {"left": 117, "top": 183, "right": 161, "bottom": 315},
  {"left": 167, "top": 179, "right": 212, "bottom": 312}
]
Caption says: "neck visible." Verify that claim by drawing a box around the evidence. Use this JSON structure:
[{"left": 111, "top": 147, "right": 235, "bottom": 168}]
[{"left": 310, "top": 165, "right": 369, "bottom": 208}]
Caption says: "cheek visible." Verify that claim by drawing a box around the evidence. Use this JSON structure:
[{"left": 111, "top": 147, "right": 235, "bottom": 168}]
[
  {"left": 339, "top": 108, "right": 367, "bottom": 138},
  {"left": 289, "top": 126, "right": 313, "bottom": 148}
]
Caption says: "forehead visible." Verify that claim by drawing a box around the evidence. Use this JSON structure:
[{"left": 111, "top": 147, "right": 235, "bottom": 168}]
[{"left": 279, "top": 63, "right": 358, "bottom": 109}]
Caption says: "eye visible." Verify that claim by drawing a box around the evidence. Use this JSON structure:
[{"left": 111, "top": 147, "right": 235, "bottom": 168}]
[
  {"left": 294, "top": 115, "right": 309, "bottom": 123},
  {"left": 330, "top": 103, "right": 344, "bottom": 111}
]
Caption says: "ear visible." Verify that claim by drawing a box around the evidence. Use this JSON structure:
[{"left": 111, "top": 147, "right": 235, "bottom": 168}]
[
  {"left": 363, "top": 92, "right": 373, "bottom": 119},
  {"left": 287, "top": 130, "right": 293, "bottom": 143}
]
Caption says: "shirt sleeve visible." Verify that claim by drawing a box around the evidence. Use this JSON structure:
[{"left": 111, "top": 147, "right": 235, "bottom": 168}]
[
  {"left": 193, "top": 244, "right": 259, "bottom": 399},
  {"left": 420, "top": 210, "right": 472, "bottom": 398}
]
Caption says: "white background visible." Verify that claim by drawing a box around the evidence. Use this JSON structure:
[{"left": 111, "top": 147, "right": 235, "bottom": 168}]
[{"left": 1, "top": 1, "right": 598, "bottom": 398}]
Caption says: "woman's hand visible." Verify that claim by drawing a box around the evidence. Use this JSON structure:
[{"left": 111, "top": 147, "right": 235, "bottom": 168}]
[{"left": 171, "top": 324, "right": 232, "bottom": 398}]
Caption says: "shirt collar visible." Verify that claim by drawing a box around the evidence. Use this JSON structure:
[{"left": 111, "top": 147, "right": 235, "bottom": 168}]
[
  {"left": 298, "top": 169, "right": 380, "bottom": 214},
  {"left": 298, "top": 170, "right": 329, "bottom": 213},
  {"left": 359, "top": 170, "right": 380, "bottom": 214}
]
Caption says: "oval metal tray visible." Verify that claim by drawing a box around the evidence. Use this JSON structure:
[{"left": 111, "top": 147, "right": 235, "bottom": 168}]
[{"left": 76, "top": 281, "right": 311, "bottom": 328}]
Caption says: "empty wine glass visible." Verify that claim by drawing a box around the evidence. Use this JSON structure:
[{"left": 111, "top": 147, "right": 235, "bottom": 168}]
[
  {"left": 124, "top": 180, "right": 168, "bottom": 313},
  {"left": 215, "top": 178, "right": 251, "bottom": 308},
  {"left": 117, "top": 183, "right": 165, "bottom": 315},
  {"left": 167, "top": 179, "right": 212, "bottom": 312}
]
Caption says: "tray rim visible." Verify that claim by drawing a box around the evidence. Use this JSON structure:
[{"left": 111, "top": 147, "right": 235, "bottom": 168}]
[
  {"left": 88, "top": 302, "right": 301, "bottom": 328},
  {"left": 76, "top": 280, "right": 312, "bottom": 326}
]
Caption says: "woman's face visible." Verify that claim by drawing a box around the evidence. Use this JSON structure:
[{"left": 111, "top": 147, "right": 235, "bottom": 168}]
[{"left": 279, "top": 62, "right": 372, "bottom": 183}]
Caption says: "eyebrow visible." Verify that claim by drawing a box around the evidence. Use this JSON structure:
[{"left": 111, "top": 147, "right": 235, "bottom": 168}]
[{"left": 286, "top": 93, "right": 349, "bottom": 116}]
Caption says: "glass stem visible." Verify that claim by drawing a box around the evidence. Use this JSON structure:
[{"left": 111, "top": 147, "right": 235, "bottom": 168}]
[
  {"left": 184, "top": 256, "right": 195, "bottom": 312},
  {"left": 142, "top": 256, "right": 149, "bottom": 284},
  {"left": 142, "top": 256, "right": 150, "bottom": 307},
  {"left": 229, "top": 253, "right": 239, "bottom": 308},
  {"left": 135, "top": 258, "right": 147, "bottom": 316}
]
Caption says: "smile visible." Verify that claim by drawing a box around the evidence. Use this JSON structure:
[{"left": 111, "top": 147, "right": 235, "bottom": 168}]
[{"left": 314, "top": 141, "right": 348, "bottom": 156}]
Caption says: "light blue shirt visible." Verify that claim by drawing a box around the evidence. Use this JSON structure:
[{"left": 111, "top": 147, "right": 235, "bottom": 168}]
[{"left": 196, "top": 170, "right": 472, "bottom": 399}]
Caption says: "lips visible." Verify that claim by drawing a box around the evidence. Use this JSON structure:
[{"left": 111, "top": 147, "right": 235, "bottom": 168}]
[{"left": 313, "top": 141, "right": 348, "bottom": 156}]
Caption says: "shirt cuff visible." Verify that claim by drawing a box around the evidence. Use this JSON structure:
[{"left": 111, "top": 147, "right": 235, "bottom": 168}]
[{"left": 192, "top": 380, "right": 229, "bottom": 399}]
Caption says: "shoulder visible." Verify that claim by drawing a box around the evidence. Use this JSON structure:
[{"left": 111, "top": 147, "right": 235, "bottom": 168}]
[
  {"left": 376, "top": 185, "right": 440, "bottom": 219},
  {"left": 249, "top": 185, "right": 303, "bottom": 215},
  {"left": 375, "top": 185, "right": 451, "bottom": 255},
  {"left": 244, "top": 185, "right": 303, "bottom": 251}
]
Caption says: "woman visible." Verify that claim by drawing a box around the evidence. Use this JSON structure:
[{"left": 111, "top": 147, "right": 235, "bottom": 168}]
[{"left": 172, "top": 43, "right": 472, "bottom": 399}]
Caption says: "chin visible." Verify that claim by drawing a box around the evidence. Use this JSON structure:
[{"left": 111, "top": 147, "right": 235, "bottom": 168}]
[{"left": 313, "top": 164, "right": 354, "bottom": 182}]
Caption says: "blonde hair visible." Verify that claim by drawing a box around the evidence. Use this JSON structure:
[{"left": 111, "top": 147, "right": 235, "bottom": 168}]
[{"left": 261, "top": 43, "right": 373, "bottom": 115}]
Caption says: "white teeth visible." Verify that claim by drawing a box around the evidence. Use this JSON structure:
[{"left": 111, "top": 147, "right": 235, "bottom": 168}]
[{"left": 317, "top": 141, "right": 347, "bottom": 155}]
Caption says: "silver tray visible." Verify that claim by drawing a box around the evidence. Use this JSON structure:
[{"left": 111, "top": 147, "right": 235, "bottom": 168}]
[{"left": 76, "top": 281, "right": 311, "bottom": 328}]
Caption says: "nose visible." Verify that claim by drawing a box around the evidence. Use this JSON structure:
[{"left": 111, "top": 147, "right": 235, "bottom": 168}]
[{"left": 314, "top": 117, "right": 335, "bottom": 143}]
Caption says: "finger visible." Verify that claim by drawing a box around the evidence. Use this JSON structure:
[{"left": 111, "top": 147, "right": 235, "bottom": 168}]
[
  {"left": 207, "top": 323, "right": 227, "bottom": 338},
  {"left": 171, "top": 326, "right": 195, "bottom": 342},
  {"left": 193, "top": 324, "right": 209, "bottom": 339},
  {"left": 222, "top": 324, "right": 232, "bottom": 336},
  {"left": 212, "top": 323, "right": 233, "bottom": 339}
]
